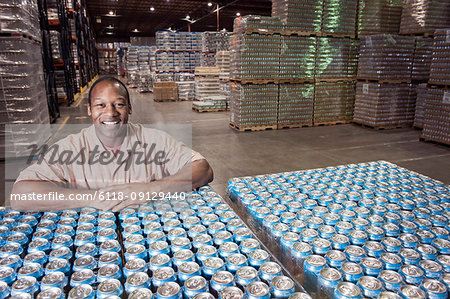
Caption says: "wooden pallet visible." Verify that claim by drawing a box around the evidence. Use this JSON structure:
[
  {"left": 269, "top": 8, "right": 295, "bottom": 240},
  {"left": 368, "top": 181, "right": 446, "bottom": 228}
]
[
  {"left": 315, "top": 78, "right": 356, "bottom": 83},
  {"left": 420, "top": 136, "right": 450, "bottom": 147},
  {"left": 230, "top": 79, "right": 277, "bottom": 85},
  {"left": 192, "top": 107, "right": 228, "bottom": 113},
  {"left": 356, "top": 78, "right": 411, "bottom": 84},
  {"left": 352, "top": 121, "right": 412, "bottom": 130},
  {"left": 282, "top": 30, "right": 319, "bottom": 37},
  {"left": 277, "top": 78, "right": 314, "bottom": 84},
  {"left": 399, "top": 31, "right": 434, "bottom": 37},
  {"left": 241, "top": 30, "right": 284, "bottom": 35},
  {"left": 277, "top": 122, "right": 313, "bottom": 129},
  {"left": 314, "top": 120, "right": 352, "bottom": 126},
  {"left": 427, "top": 82, "right": 450, "bottom": 89},
  {"left": 179, "top": 98, "right": 195, "bottom": 101},
  {"left": 229, "top": 122, "right": 277, "bottom": 132},
  {"left": 154, "top": 98, "right": 180, "bottom": 102},
  {"left": 320, "top": 32, "right": 356, "bottom": 39}
]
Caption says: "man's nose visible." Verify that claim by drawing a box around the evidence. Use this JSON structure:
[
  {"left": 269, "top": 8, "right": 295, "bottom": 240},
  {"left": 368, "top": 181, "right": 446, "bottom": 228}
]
[{"left": 104, "top": 104, "right": 118, "bottom": 116}]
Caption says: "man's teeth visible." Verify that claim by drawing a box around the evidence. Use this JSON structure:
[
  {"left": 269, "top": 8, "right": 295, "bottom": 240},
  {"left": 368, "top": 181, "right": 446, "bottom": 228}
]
[{"left": 103, "top": 121, "right": 119, "bottom": 125}]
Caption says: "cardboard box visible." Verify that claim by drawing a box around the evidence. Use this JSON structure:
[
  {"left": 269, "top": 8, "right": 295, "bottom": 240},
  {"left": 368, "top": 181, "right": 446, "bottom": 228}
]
[{"left": 153, "top": 82, "right": 179, "bottom": 101}]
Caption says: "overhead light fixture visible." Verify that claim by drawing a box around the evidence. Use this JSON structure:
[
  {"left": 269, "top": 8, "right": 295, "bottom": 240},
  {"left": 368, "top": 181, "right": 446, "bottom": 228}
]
[
  {"left": 106, "top": 32, "right": 113, "bottom": 35},
  {"left": 186, "top": 15, "right": 190, "bottom": 19},
  {"left": 236, "top": 12, "right": 240, "bottom": 16},
  {"left": 208, "top": 2, "right": 212, "bottom": 6},
  {"left": 108, "top": 11, "right": 114, "bottom": 15},
  {"left": 96, "top": 17, "right": 101, "bottom": 23},
  {"left": 150, "top": 7, "right": 155, "bottom": 11},
  {"left": 107, "top": 25, "right": 114, "bottom": 29},
  {"left": 133, "top": 28, "right": 139, "bottom": 32}
]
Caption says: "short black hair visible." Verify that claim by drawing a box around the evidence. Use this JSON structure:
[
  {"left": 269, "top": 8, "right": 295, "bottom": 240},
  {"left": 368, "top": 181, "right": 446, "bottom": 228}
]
[{"left": 88, "top": 76, "right": 131, "bottom": 108}]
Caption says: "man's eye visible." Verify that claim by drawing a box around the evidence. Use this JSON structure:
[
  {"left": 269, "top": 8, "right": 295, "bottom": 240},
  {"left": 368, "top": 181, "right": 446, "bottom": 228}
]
[
  {"left": 96, "top": 104, "right": 104, "bottom": 107},
  {"left": 116, "top": 103, "right": 125, "bottom": 107}
]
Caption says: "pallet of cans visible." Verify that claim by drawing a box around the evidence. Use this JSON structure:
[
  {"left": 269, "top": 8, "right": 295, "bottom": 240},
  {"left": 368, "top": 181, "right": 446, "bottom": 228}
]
[
  {"left": 314, "top": 81, "right": 355, "bottom": 125},
  {"left": 0, "top": 185, "right": 308, "bottom": 298},
  {"left": 413, "top": 83, "right": 428, "bottom": 129},
  {"left": 354, "top": 82, "right": 416, "bottom": 128},
  {"left": 177, "top": 81, "right": 195, "bottom": 101},
  {"left": 399, "top": 0, "right": 450, "bottom": 35},
  {"left": 279, "top": 36, "right": 316, "bottom": 82},
  {"left": 429, "top": 29, "right": 450, "bottom": 87},
  {"left": 357, "top": 35, "right": 415, "bottom": 82},
  {"left": 195, "top": 67, "right": 220, "bottom": 101},
  {"left": 233, "top": 16, "right": 284, "bottom": 35},
  {"left": 278, "top": 84, "right": 314, "bottom": 128},
  {"left": 0, "top": 0, "right": 41, "bottom": 41},
  {"left": 321, "top": 0, "right": 358, "bottom": 37},
  {"left": 357, "top": 0, "right": 403, "bottom": 37},
  {"left": 227, "top": 160, "right": 450, "bottom": 299},
  {"left": 216, "top": 51, "right": 231, "bottom": 80},
  {"left": 272, "top": 0, "right": 323, "bottom": 34},
  {"left": 412, "top": 37, "right": 434, "bottom": 82},
  {"left": 315, "top": 38, "right": 359, "bottom": 80},
  {"left": 421, "top": 87, "right": 450, "bottom": 146}
]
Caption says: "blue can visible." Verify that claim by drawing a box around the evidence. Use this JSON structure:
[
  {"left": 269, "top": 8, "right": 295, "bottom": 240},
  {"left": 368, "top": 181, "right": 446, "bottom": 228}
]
[
  {"left": 349, "top": 230, "right": 368, "bottom": 246},
  {"left": 96, "top": 279, "right": 123, "bottom": 298},
  {"left": 331, "top": 234, "right": 350, "bottom": 251},
  {"left": 148, "top": 241, "right": 170, "bottom": 258},
  {"left": 45, "top": 258, "right": 70, "bottom": 276},
  {"left": 184, "top": 276, "right": 209, "bottom": 298},
  {"left": 270, "top": 276, "right": 295, "bottom": 298},
  {"left": 123, "top": 258, "right": 147, "bottom": 279},
  {"left": 415, "top": 230, "right": 434, "bottom": 245},
  {"left": 431, "top": 227, "right": 449, "bottom": 240},
  {"left": 0, "top": 242, "right": 23, "bottom": 258},
  {"left": 202, "top": 257, "right": 225, "bottom": 279},
  {"left": 225, "top": 253, "right": 248, "bottom": 273},
  {"left": 152, "top": 267, "right": 177, "bottom": 288},
  {"left": 11, "top": 276, "right": 39, "bottom": 297},
  {"left": 98, "top": 252, "right": 122, "bottom": 268},
  {"left": 378, "top": 270, "right": 403, "bottom": 292},
  {"left": 399, "top": 264, "right": 424, "bottom": 285},
  {"left": 245, "top": 281, "right": 270, "bottom": 299},
  {"left": 17, "top": 262, "right": 43, "bottom": 280},
  {"left": 178, "top": 262, "right": 202, "bottom": 284},
  {"left": 357, "top": 276, "right": 383, "bottom": 299},
  {"left": 125, "top": 272, "right": 151, "bottom": 294},
  {"left": 40, "top": 271, "right": 68, "bottom": 290},
  {"left": 437, "top": 255, "right": 450, "bottom": 273},
  {"left": 218, "top": 242, "right": 240, "bottom": 260},
  {"left": 417, "top": 244, "right": 438, "bottom": 261},
  {"left": 325, "top": 250, "right": 347, "bottom": 268},
  {"left": 99, "top": 240, "right": 121, "bottom": 255},
  {"left": 210, "top": 271, "right": 235, "bottom": 295},
  {"left": 380, "top": 253, "right": 402, "bottom": 271},
  {"left": 351, "top": 218, "right": 370, "bottom": 231},
  {"left": 54, "top": 225, "right": 75, "bottom": 237},
  {"left": 382, "top": 223, "right": 400, "bottom": 238},
  {"left": 48, "top": 246, "right": 72, "bottom": 262},
  {"left": 312, "top": 238, "right": 332, "bottom": 255},
  {"left": 362, "top": 241, "right": 385, "bottom": 258},
  {"left": 333, "top": 282, "right": 362, "bottom": 299},
  {"left": 23, "top": 251, "right": 47, "bottom": 266},
  {"left": 75, "top": 243, "right": 98, "bottom": 259},
  {"left": 366, "top": 226, "right": 385, "bottom": 241},
  {"left": 420, "top": 279, "right": 448, "bottom": 299},
  {"left": 300, "top": 228, "right": 318, "bottom": 243},
  {"left": 381, "top": 237, "right": 402, "bottom": 253},
  {"left": 0, "top": 266, "right": 15, "bottom": 285},
  {"left": 415, "top": 218, "right": 432, "bottom": 230},
  {"left": 248, "top": 249, "right": 270, "bottom": 268},
  {"left": 193, "top": 234, "right": 213, "bottom": 250},
  {"left": 149, "top": 254, "right": 172, "bottom": 272},
  {"left": 239, "top": 239, "right": 260, "bottom": 255},
  {"left": 399, "top": 248, "right": 421, "bottom": 266},
  {"left": 173, "top": 249, "right": 195, "bottom": 269},
  {"left": 341, "top": 262, "right": 363, "bottom": 283},
  {"left": 336, "top": 221, "right": 354, "bottom": 235},
  {"left": 72, "top": 255, "right": 97, "bottom": 272},
  {"left": 74, "top": 232, "right": 96, "bottom": 247},
  {"left": 360, "top": 257, "right": 383, "bottom": 277},
  {"left": 125, "top": 245, "right": 148, "bottom": 262},
  {"left": 12, "top": 224, "right": 33, "bottom": 237},
  {"left": 419, "top": 260, "right": 443, "bottom": 279}
]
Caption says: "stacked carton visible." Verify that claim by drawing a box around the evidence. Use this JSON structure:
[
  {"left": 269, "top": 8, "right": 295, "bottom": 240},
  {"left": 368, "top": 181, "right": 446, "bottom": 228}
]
[
  {"left": 194, "top": 67, "right": 221, "bottom": 100},
  {"left": 413, "top": 83, "right": 428, "bottom": 129},
  {"left": 428, "top": 29, "right": 450, "bottom": 86},
  {"left": 153, "top": 82, "right": 178, "bottom": 102},
  {"left": 0, "top": 0, "right": 41, "bottom": 41},
  {"left": 315, "top": 38, "right": 359, "bottom": 79},
  {"left": 279, "top": 36, "right": 316, "bottom": 81},
  {"left": 272, "top": 0, "right": 323, "bottom": 34},
  {"left": 322, "top": 0, "right": 358, "bottom": 37},
  {"left": 412, "top": 37, "right": 434, "bottom": 81},
  {"left": 233, "top": 16, "right": 284, "bottom": 34},
  {"left": 216, "top": 51, "right": 231, "bottom": 80},
  {"left": 400, "top": 0, "right": 450, "bottom": 35},
  {"left": 357, "top": 0, "right": 403, "bottom": 36},
  {"left": 278, "top": 84, "right": 314, "bottom": 127},
  {"left": 315, "top": 82, "right": 356, "bottom": 124}
]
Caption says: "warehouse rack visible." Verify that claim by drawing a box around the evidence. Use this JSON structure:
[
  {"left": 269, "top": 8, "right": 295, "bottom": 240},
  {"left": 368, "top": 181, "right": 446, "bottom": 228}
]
[{"left": 37, "top": 0, "right": 60, "bottom": 123}]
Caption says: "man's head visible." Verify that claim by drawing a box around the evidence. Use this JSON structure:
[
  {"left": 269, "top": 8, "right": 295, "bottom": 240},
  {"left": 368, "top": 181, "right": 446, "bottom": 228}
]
[{"left": 88, "top": 77, "right": 132, "bottom": 142}]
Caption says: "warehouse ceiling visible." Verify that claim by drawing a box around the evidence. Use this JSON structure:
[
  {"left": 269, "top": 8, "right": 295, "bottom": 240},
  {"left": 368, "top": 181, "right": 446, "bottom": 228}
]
[{"left": 86, "top": 0, "right": 272, "bottom": 40}]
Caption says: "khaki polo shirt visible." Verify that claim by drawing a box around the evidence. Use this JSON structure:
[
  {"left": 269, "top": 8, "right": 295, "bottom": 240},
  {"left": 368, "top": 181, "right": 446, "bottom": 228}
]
[{"left": 16, "top": 124, "right": 204, "bottom": 190}]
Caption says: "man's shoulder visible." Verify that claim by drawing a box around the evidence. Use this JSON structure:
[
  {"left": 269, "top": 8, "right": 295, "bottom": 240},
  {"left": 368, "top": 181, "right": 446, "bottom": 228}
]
[
  {"left": 52, "top": 125, "right": 94, "bottom": 150},
  {"left": 131, "top": 124, "right": 171, "bottom": 140}
]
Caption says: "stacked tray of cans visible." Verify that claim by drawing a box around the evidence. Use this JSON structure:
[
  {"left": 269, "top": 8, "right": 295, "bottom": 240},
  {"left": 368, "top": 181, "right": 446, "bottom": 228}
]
[
  {"left": 227, "top": 160, "right": 450, "bottom": 298},
  {"left": 0, "top": 185, "right": 309, "bottom": 299}
]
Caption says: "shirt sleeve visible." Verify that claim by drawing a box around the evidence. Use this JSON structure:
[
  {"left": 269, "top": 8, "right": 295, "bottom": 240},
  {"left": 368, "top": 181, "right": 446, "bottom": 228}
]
[{"left": 157, "top": 130, "right": 205, "bottom": 176}]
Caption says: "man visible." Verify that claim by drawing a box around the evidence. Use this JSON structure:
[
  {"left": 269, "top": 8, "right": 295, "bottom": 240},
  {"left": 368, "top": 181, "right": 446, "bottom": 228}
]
[{"left": 11, "top": 77, "right": 213, "bottom": 211}]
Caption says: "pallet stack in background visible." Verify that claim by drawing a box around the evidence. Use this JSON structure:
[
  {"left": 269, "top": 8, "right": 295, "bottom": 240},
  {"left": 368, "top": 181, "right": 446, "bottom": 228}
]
[
  {"left": 421, "top": 29, "right": 450, "bottom": 145},
  {"left": 357, "top": 0, "right": 403, "bottom": 36},
  {"left": 353, "top": 35, "right": 417, "bottom": 129},
  {"left": 192, "top": 67, "right": 228, "bottom": 112}
]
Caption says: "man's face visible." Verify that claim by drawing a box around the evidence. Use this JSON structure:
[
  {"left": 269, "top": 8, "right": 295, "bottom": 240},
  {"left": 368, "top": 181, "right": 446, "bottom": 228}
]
[{"left": 88, "top": 80, "right": 131, "bottom": 139}]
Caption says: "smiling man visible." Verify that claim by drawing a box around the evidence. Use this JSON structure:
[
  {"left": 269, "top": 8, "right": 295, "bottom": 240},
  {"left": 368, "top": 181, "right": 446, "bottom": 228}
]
[{"left": 11, "top": 76, "right": 213, "bottom": 211}]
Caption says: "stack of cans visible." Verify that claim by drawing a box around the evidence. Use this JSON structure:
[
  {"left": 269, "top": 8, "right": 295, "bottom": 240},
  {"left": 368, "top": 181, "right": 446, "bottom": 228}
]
[
  {"left": 0, "top": 185, "right": 308, "bottom": 299},
  {"left": 227, "top": 160, "right": 450, "bottom": 298}
]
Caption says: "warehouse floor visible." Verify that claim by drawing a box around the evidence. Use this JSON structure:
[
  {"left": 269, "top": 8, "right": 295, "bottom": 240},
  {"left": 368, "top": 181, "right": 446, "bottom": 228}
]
[{"left": 51, "top": 79, "right": 450, "bottom": 199}]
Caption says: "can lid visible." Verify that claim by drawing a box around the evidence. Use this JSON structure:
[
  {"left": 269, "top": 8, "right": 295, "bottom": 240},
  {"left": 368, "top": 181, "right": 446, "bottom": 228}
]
[
  {"left": 129, "top": 288, "right": 153, "bottom": 299},
  {"left": 271, "top": 275, "right": 294, "bottom": 290},
  {"left": 98, "top": 278, "right": 121, "bottom": 292},
  {"left": 320, "top": 268, "right": 342, "bottom": 281},
  {"left": 219, "top": 286, "right": 243, "bottom": 298},
  {"left": 358, "top": 276, "right": 382, "bottom": 290},
  {"left": 212, "top": 271, "right": 234, "bottom": 284},
  {"left": 157, "top": 281, "right": 181, "bottom": 297},
  {"left": 126, "top": 272, "right": 149, "bottom": 286},
  {"left": 77, "top": 243, "right": 96, "bottom": 254},
  {"left": 336, "top": 282, "right": 361, "bottom": 297},
  {"left": 0, "top": 266, "right": 14, "bottom": 278},
  {"left": 12, "top": 276, "right": 37, "bottom": 290},
  {"left": 342, "top": 262, "right": 362, "bottom": 275},
  {"left": 18, "top": 262, "right": 41, "bottom": 275},
  {"left": 192, "top": 292, "right": 214, "bottom": 299},
  {"left": 42, "top": 271, "right": 65, "bottom": 285},
  {"left": 246, "top": 281, "right": 269, "bottom": 296},
  {"left": 379, "top": 270, "right": 403, "bottom": 284},
  {"left": 72, "top": 269, "right": 94, "bottom": 282},
  {"left": 125, "top": 258, "right": 146, "bottom": 271},
  {"left": 400, "top": 265, "right": 424, "bottom": 277},
  {"left": 153, "top": 267, "right": 175, "bottom": 280},
  {"left": 203, "top": 257, "right": 224, "bottom": 269},
  {"left": 236, "top": 266, "right": 257, "bottom": 279},
  {"left": 185, "top": 275, "right": 207, "bottom": 290},
  {"left": 68, "top": 284, "right": 93, "bottom": 299},
  {"left": 74, "top": 255, "right": 95, "bottom": 267},
  {"left": 399, "top": 285, "right": 426, "bottom": 298},
  {"left": 37, "top": 286, "right": 63, "bottom": 299},
  {"left": 98, "top": 264, "right": 120, "bottom": 277},
  {"left": 178, "top": 262, "right": 200, "bottom": 274}
]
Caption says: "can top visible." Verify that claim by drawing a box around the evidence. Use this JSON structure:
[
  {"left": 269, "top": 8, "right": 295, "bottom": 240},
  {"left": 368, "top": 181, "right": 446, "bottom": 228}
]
[
  {"left": 400, "top": 265, "right": 424, "bottom": 278},
  {"left": 319, "top": 268, "right": 342, "bottom": 281},
  {"left": 421, "top": 279, "right": 447, "bottom": 294},
  {"left": 399, "top": 285, "right": 426, "bottom": 298},
  {"left": 192, "top": 292, "right": 214, "bottom": 299},
  {"left": 203, "top": 257, "right": 224, "bottom": 269},
  {"left": 419, "top": 260, "right": 443, "bottom": 272},
  {"left": 379, "top": 270, "right": 403, "bottom": 284},
  {"left": 98, "top": 278, "right": 122, "bottom": 293},
  {"left": 178, "top": 262, "right": 200, "bottom": 274},
  {"left": 12, "top": 276, "right": 37, "bottom": 291},
  {"left": 24, "top": 251, "right": 46, "bottom": 262},
  {"left": 227, "top": 253, "right": 247, "bottom": 266},
  {"left": 154, "top": 267, "right": 175, "bottom": 280},
  {"left": 236, "top": 266, "right": 258, "bottom": 279},
  {"left": 341, "top": 262, "right": 362, "bottom": 275},
  {"left": 248, "top": 249, "right": 269, "bottom": 261},
  {"left": 288, "top": 292, "right": 312, "bottom": 299},
  {"left": 212, "top": 271, "right": 234, "bottom": 284},
  {"left": 98, "top": 264, "right": 120, "bottom": 277},
  {"left": 77, "top": 243, "right": 96, "bottom": 255},
  {"left": 326, "top": 250, "right": 347, "bottom": 262},
  {"left": 37, "top": 287, "right": 63, "bottom": 299},
  {"left": 68, "top": 284, "right": 93, "bottom": 299},
  {"left": 220, "top": 242, "right": 239, "bottom": 253},
  {"left": 246, "top": 281, "right": 270, "bottom": 296},
  {"left": 127, "top": 244, "right": 146, "bottom": 255},
  {"left": 381, "top": 253, "right": 402, "bottom": 265},
  {"left": 185, "top": 275, "right": 207, "bottom": 290},
  {"left": 125, "top": 258, "right": 147, "bottom": 271},
  {"left": 150, "top": 254, "right": 171, "bottom": 266},
  {"left": 73, "top": 255, "right": 95, "bottom": 267},
  {"left": 219, "top": 286, "right": 243, "bottom": 298},
  {"left": 100, "top": 240, "right": 120, "bottom": 251},
  {"left": 344, "top": 245, "right": 365, "bottom": 257},
  {"left": 260, "top": 261, "right": 282, "bottom": 274},
  {"left": 18, "top": 262, "right": 41, "bottom": 275},
  {"left": 41, "top": 271, "right": 65, "bottom": 285},
  {"left": 174, "top": 249, "right": 194, "bottom": 261},
  {"left": 49, "top": 246, "right": 71, "bottom": 258},
  {"left": 71, "top": 269, "right": 94, "bottom": 282},
  {"left": 358, "top": 276, "right": 382, "bottom": 290},
  {"left": 157, "top": 281, "right": 181, "bottom": 297},
  {"left": 128, "top": 288, "right": 153, "bottom": 299},
  {"left": 197, "top": 245, "right": 217, "bottom": 256},
  {"left": 240, "top": 238, "right": 259, "bottom": 249},
  {"left": 335, "top": 282, "right": 361, "bottom": 297},
  {"left": 127, "top": 272, "right": 149, "bottom": 286},
  {"left": 0, "top": 266, "right": 14, "bottom": 278}
]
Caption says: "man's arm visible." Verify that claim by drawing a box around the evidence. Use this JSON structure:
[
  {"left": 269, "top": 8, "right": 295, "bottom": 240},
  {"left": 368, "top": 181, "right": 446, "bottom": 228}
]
[
  {"left": 10, "top": 181, "right": 100, "bottom": 211},
  {"left": 100, "top": 159, "right": 214, "bottom": 212}
]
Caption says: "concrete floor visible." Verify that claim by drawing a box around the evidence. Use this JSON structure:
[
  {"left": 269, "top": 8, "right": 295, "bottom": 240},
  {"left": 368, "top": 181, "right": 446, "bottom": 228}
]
[{"left": 50, "top": 81, "right": 450, "bottom": 199}]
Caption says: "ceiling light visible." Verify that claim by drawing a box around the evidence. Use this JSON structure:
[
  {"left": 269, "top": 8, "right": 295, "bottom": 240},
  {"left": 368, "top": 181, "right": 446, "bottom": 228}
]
[
  {"left": 108, "top": 11, "right": 114, "bottom": 15},
  {"left": 133, "top": 28, "right": 139, "bottom": 32},
  {"left": 186, "top": 15, "right": 190, "bottom": 19},
  {"left": 106, "top": 32, "right": 113, "bottom": 35},
  {"left": 96, "top": 17, "right": 101, "bottom": 23},
  {"left": 107, "top": 25, "right": 114, "bottom": 29},
  {"left": 236, "top": 12, "right": 240, "bottom": 16},
  {"left": 150, "top": 7, "right": 155, "bottom": 11},
  {"left": 208, "top": 2, "right": 212, "bottom": 6}
]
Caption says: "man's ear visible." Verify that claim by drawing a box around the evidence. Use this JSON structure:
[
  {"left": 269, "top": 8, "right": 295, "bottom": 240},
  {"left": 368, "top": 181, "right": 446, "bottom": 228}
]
[
  {"left": 87, "top": 104, "right": 91, "bottom": 116},
  {"left": 128, "top": 104, "right": 132, "bottom": 115}
]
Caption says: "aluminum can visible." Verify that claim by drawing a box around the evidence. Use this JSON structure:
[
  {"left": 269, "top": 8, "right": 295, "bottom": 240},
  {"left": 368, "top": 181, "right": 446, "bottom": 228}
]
[
  {"left": 98, "top": 252, "right": 121, "bottom": 268},
  {"left": 399, "top": 285, "right": 426, "bottom": 299},
  {"left": 226, "top": 253, "right": 248, "bottom": 273},
  {"left": 75, "top": 243, "right": 98, "bottom": 259},
  {"left": 349, "top": 230, "right": 368, "bottom": 246},
  {"left": 432, "top": 238, "right": 450, "bottom": 255},
  {"left": 399, "top": 265, "right": 424, "bottom": 286},
  {"left": 125, "top": 245, "right": 148, "bottom": 262},
  {"left": 398, "top": 233, "right": 419, "bottom": 249},
  {"left": 311, "top": 238, "right": 332, "bottom": 255},
  {"left": 235, "top": 266, "right": 258, "bottom": 288},
  {"left": 178, "top": 262, "right": 202, "bottom": 284},
  {"left": 74, "top": 232, "right": 95, "bottom": 247},
  {"left": 98, "top": 264, "right": 122, "bottom": 282},
  {"left": 415, "top": 229, "right": 435, "bottom": 244},
  {"left": 344, "top": 245, "right": 366, "bottom": 263},
  {"left": 303, "top": 255, "right": 326, "bottom": 295},
  {"left": 17, "top": 262, "right": 43, "bottom": 280},
  {"left": 437, "top": 255, "right": 450, "bottom": 272},
  {"left": 32, "top": 229, "right": 53, "bottom": 241},
  {"left": 378, "top": 270, "right": 403, "bottom": 292},
  {"left": 196, "top": 245, "right": 218, "bottom": 264},
  {"left": 96, "top": 279, "right": 123, "bottom": 299},
  {"left": 334, "top": 282, "right": 361, "bottom": 299},
  {"left": 318, "top": 268, "right": 342, "bottom": 299},
  {"left": 72, "top": 256, "right": 97, "bottom": 272},
  {"left": 125, "top": 272, "right": 151, "bottom": 294},
  {"left": 68, "top": 284, "right": 95, "bottom": 299},
  {"left": 380, "top": 253, "right": 402, "bottom": 271},
  {"left": 240, "top": 239, "right": 260, "bottom": 255},
  {"left": 381, "top": 237, "right": 402, "bottom": 253},
  {"left": 124, "top": 258, "right": 148, "bottom": 278},
  {"left": 40, "top": 271, "right": 67, "bottom": 290},
  {"left": 300, "top": 228, "right": 318, "bottom": 243},
  {"left": 124, "top": 235, "right": 145, "bottom": 249},
  {"left": 219, "top": 242, "right": 240, "bottom": 259},
  {"left": 70, "top": 269, "right": 96, "bottom": 287},
  {"left": 245, "top": 281, "right": 270, "bottom": 299},
  {"left": 11, "top": 276, "right": 39, "bottom": 297},
  {"left": 173, "top": 250, "right": 195, "bottom": 269},
  {"left": 218, "top": 286, "right": 243, "bottom": 299},
  {"left": 128, "top": 288, "right": 154, "bottom": 299},
  {"left": 147, "top": 231, "right": 167, "bottom": 244},
  {"left": 210, "top": 271, "right": 235, "bottom": 295},
  {"left": 7, "top": 233, "right": 28, "bottom": 247},
  {"left": 148, "top": 241, "right": 170, "bottom": 257},
  {"left": 226, "top": 219, "right": 244, "bottom": 233},
  {"left": 417, "top": 244, "right": 438, "bottom": 261},
  {"left": 0, "top": 266, "right": 15, "bottom": 285},
  {"left": 248, "top": 249, "right": 270, "bottom": 268},
  {"left": 431, "top": 227, "right": 449, "bottom": 240},
  {"left": 202, "top": 257, "right": 225, "bottom": 279},
  {"left": 357, "top": 276, "right": 383, "bottom": 299},
  {"left": 0, "top": 242, "right": 23, "bottom": 258},
  {"left": 192, "top": 234, "right": 213, "bottom": 249},
  {"left": 325, "top": 250, "right": 347, "bottom": 268},
  {"left": 360, "top": 257, "right": 383, "bottom": 277},
  {"left": 152, "top": 267, "right": 176, "bottom": 291},
  {"left": 341, "top": 262, "right": 363, "bottom": 283},
  {"left": 419, "top": 260, "right": 443, "bottom": 280},
  {"left": 399, "top": 248, "right": 421, "bottom": 266},
  {"left": 331, "top": 234, "right": 350, "bottom": 250},
  {"left": 156, "top": 281, "right": 182, "bottom": 299},
  {"left": 97, "top": 228, "right": 117, "bottom": 243},
  {"left": 420, "top": 279, "right": 448, "bottom": 299},
  {"left": 23, "top": 251, "right": 47, "bottom": 266},
  {"left": 149, "top": 254, "right": 172, "bottom": 272},
  {"left": 270, "top": 275, "right": 295, "bottom": 298},
  {"left": 234, "top": 227, "right": 253, "bottom": 243},
  {"left": 36, "top": 287, "right": 64, "bottom": 299},
  {"left": 99, "top": 240, "right": 121, "bottom": 255},
  {"left": 44, "top": 258, "right": 70, "bottom": 276},
  {"left": 184, "top": 276, "right": 208, "bottom": 298}
]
